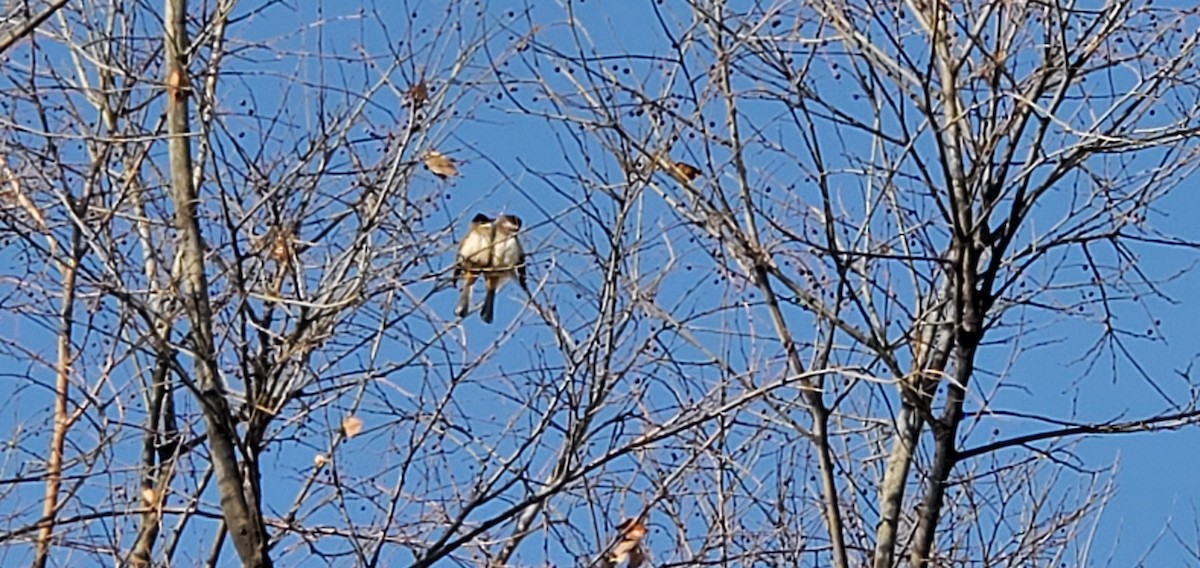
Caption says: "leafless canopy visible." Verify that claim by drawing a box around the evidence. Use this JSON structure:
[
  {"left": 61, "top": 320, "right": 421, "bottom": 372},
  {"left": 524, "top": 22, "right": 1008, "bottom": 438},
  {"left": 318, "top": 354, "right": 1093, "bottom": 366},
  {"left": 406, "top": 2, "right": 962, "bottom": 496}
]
[{"left": 1, "top": 1, "right": 1200, "bottom": 567}]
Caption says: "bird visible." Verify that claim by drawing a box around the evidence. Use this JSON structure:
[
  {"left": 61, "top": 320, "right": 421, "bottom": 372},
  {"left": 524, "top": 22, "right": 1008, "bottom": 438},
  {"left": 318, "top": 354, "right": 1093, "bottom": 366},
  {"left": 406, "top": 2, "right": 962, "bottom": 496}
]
[
  {"left": 480, "top": 214, "right": 526, "bottom": 324},
  {"left": 455, "top": 213, "right": 494, "bottom": 319},
  {"left": 454, "top": 213, "right": 526, "bottom": 323}
]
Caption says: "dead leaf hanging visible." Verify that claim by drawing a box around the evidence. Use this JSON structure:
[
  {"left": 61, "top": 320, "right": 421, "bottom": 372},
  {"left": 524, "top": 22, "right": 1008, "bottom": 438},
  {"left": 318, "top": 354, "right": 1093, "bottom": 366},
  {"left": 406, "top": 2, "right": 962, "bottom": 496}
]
[
  {"left": 650, "top": 151, "right": 701, "bottom": 184},
  {"left": 270, "top": 227, "right": 293, "bottom": 263},
  {"left": 341, "top": 415, "right": 364, "bottom": 438},
  {"left": 606, "top": 518, "right": 647, "bottom": 567},
  {"left": 408, "top": 80, "right": 429, "bottom": 108},
  {"left": 424, "top": 150, "right": 459, "bottom": 179},
  {"left": 668, "top": 161, "right": 701, "bottom": 183}
]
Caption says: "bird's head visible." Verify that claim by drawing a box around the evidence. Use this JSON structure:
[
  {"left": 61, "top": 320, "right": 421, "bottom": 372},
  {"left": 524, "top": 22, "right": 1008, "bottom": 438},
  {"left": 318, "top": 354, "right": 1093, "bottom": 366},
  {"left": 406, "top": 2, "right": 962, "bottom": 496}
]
[{"left": 497, "top": 214, "right": 523, "bottom": 234}]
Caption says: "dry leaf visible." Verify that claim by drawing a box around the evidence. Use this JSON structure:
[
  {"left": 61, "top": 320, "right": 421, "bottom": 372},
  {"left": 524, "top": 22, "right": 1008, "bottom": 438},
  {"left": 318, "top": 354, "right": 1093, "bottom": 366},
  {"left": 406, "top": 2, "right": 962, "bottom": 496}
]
[
  {"left": 313, "top": 454, "right": 329, "bottom": 468},
  {"left": 270, "top": 228, "right": 292, "bottom": 263},
  {"left": 668, "top": 161, "right": 701, "bottom": 183},
  {"left": 341, "top": 415, "right": 364, "bottom": 438},
  {"left": 409, "top": 80, "right": 429, "bottom": 107},
  {"left": 650, "top": 152, "right": 700, "bottom": 184},
  {"left": 606, "top": 518, "right": 647, "bottom": 567},
  {"left": 424, "top": 150, "right": 459, "bottom": 179},
  {"left": 616, "top": 518, "right": 647, "bottom": 542}
]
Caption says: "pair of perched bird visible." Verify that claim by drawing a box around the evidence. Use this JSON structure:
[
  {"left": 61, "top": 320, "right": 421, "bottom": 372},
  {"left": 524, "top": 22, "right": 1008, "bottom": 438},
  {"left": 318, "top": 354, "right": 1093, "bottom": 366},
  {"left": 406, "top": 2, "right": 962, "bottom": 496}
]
[{"left": 455, "top": 213, "right": 526, "bottom": 323}]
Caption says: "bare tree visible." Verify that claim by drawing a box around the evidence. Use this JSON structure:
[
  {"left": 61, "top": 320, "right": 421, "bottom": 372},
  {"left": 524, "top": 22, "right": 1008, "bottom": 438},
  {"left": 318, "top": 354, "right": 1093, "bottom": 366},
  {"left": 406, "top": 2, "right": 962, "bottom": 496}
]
[
  {"left": 1, "top": 1, "right": 1199, "bottom": 567},
  {"left": 490, "top": 1, "right": 1200, "bottom": 566}
]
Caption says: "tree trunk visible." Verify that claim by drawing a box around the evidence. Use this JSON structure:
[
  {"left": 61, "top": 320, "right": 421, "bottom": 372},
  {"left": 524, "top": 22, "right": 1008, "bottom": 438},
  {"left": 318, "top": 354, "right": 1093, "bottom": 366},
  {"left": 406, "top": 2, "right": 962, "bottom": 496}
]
[{"left": 162, "top": 0, "right": 270, "bottom": 564}]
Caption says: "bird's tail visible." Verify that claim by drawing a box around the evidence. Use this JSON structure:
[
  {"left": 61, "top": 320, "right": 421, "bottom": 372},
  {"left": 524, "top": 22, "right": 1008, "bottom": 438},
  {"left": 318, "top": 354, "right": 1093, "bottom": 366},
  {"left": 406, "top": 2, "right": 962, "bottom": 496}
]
[
  {"left": 480, "top": 285, "right": 496, "bottom": 324},
  {"left": 455, "top": 275, "right": 473, "bottom": 318}
]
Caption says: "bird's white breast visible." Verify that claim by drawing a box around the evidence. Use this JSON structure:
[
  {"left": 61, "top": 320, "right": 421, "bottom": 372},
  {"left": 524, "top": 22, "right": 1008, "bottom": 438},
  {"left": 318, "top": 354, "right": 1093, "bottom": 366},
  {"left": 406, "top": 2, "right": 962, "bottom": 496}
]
[
  {"left": 493, "top": 234, "right": 523, "bottom": 269},
  {"left": 458, "top": 229, "right": 493, "bottom": 267}
]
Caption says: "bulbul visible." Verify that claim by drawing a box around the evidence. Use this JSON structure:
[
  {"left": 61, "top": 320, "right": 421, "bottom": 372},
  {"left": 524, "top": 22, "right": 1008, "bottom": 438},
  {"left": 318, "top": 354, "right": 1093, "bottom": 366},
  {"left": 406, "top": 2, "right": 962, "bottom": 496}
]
[
  {"left": 455, "top": 213, "right": 527, "bottom": 323},
  {"left": 480, "top": 214, "right": 526, "bottom": 323},
  {"left": 455, "top": 213, "right": 494, "bottom": 319}
]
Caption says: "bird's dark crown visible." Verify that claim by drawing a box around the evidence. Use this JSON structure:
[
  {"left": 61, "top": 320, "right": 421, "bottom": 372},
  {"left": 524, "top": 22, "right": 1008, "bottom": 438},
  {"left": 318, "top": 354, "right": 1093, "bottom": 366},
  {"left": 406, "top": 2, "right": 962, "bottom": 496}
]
[{"left": 498, "top": 214, "right": 522, "bottom": 229}]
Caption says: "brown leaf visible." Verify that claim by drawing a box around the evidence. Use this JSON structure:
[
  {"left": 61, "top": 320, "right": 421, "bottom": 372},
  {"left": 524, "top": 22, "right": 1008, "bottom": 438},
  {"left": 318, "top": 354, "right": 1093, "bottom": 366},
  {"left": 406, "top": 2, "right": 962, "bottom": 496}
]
[
  {"left": 616, "top": 518, "right": 646, "bottom": 539},
  {"left": 606, "top": 518, "right": 647, "bottom": 566},
  {"left": 341, "top": 415, "right": 364, "bottom": 438},
  {"left": 424, "top": 150, "right": 459, "bottom": 179},
  {"left": 650, "top": 152, "right": 700, "bottom": 184},
  {"left": 270, "top": 228, "right": 293, "bottom": 263},
  {"left": 409, "top": 81, "right": 429, "bottom": 107},
  {"left": 668, "top": 161, "right": 701, "bottom": 183}
]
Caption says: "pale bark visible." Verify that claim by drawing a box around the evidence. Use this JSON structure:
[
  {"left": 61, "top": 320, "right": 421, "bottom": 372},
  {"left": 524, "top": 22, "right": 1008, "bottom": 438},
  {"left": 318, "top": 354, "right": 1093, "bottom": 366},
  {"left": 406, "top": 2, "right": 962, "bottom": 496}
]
[
  {"left": 33, "top": 236, "right": 80, "bottom": 568},
  {"left": 163, "top": 0, "right": 270, "bottom": 564},
  {"left": 0, "top": 0, "right": 69, "bottom": 55}
]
